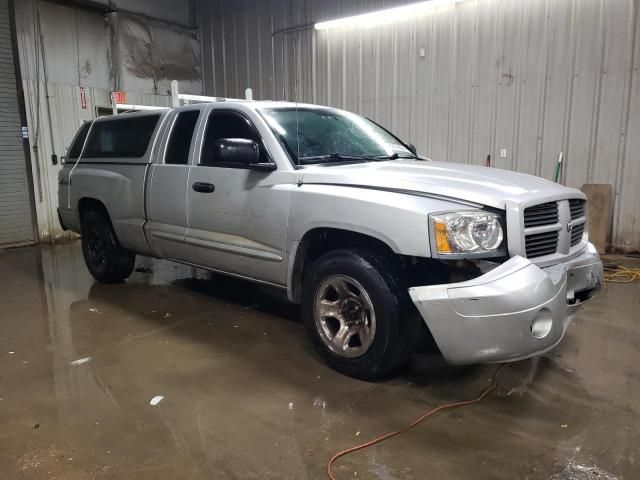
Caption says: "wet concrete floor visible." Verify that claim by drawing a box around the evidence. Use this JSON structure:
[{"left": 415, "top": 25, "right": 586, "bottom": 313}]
[{"left": 0, "top": 242, "right": 638, "bottom": 479}]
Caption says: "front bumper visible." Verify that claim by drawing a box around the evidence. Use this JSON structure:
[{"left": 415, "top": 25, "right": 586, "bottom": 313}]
[{"left": 409, "top": 243, "right": 603, "bottom": 365}]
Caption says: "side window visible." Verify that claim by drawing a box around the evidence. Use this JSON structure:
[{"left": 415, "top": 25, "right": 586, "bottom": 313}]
[
  {"left": 165, "top": 110, "right": 200, "bottom": 165},
  {"left": 83, "top": 114, "right": 160, "bottom": 158},
  {"left": 67, "top": 122, "right": 92, "bottom": 160},
  {"left": 201, "top": 111, "right": 266, "bottom": 166}
]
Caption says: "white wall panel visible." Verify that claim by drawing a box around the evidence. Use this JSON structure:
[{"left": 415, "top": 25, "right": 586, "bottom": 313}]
[{"left": 198, "top": 0, "right": 640, "bottom": 251}]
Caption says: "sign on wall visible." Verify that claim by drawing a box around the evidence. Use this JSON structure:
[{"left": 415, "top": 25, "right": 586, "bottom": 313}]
[
  {"left": 79, "top": 86, "right": 87, "bottom": 110},
  {"left": 112, "top": 91, "right": 127, "bottom": 104}
]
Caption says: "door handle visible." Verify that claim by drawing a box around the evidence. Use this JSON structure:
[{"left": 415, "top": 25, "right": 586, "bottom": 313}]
[{"left": 192, "top": 182, "right": 215, "bottom": 193}]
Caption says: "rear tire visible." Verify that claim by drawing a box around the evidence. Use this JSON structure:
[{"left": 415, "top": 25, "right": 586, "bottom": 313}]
[
  {"left": 302, "top": 249, "right": 421, "bottom": 380},
  {"left": 81, "top": 208, "right": 135, "bottom": 283}
]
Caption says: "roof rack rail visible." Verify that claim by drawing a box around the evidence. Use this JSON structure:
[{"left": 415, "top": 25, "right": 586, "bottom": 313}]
[
  {"left": 109, "top": 103, "right": 170, "bottom": 115},
  {"left": 110, "top": 80, "right": 254, "bottom": 114}
]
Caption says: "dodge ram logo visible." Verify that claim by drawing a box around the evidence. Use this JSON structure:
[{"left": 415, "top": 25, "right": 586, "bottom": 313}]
[{"left": 566, "top": 221, "right": 574, "bottom": 233}]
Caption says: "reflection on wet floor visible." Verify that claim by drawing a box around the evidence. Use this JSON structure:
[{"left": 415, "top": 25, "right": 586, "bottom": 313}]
[{"left": 0, "top": 242, "right": 638, "bottom": 479}]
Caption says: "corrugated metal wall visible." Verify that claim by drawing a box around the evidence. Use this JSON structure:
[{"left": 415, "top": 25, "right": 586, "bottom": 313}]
[
  {"left": 13, "top": 0, "right": 202, "bottom": 242},
  {"left": 198, "top": 0, "right": 640, "bottom": 251},
  {"left": 0, "top": 0, "right": 35, "bottom": 246}
]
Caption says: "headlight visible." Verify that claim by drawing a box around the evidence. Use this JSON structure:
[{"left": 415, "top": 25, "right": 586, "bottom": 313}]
[{"left": 431, "top": 211, "right": 505, "bottom": 256}]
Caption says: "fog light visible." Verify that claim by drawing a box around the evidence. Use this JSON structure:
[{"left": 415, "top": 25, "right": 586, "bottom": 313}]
[{"left": 531, "top": 309, "right": 553, "bottom": 339}]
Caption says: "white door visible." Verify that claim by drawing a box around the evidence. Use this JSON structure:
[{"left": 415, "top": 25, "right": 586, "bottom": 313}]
[{"left": 184, "top": 109, "right": 290, "bottom": 286}]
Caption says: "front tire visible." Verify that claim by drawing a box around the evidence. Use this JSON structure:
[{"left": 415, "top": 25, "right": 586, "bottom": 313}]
[
  {"left": 302, "top": 249, "right": 420, "bottom": 380},
  {"left": 81, "top": 209, "right": 135, "bottom": 283}
]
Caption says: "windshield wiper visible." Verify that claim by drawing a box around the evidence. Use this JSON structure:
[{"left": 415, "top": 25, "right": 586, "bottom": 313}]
[
  {"left": 298, "top": 153, "right": 372, "bottom": 165},
  {"left": 368, "top": 153, "right": 400, "bottom": 160},
  {"left": 298, "top": 152, "right": 420, "bottom": 165},
  {"left": 366, "top": 152, "right": 420, "bottom": 161}
]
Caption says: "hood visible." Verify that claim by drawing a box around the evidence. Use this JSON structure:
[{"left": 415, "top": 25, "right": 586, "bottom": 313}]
[{"left": 299, "top": 160, "right": 583, "bottom": 209}]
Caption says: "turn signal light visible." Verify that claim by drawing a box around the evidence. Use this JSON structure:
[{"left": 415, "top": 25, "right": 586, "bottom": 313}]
[{"left": 434, "top": 221, "right": 452, "bottom": 253}]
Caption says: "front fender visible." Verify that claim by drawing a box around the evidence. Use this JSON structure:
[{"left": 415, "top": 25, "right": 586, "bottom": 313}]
[
  {"left": 289, "top": 184, "right": 469, "bottom": 257},
  {"left": 285, "top": 184, "right": 472, "bottom": 301}
]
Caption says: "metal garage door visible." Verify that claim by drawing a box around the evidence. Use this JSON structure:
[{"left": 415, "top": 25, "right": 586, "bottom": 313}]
[{"left": 0, "top": 0, "right": 35, "bottom": 246}]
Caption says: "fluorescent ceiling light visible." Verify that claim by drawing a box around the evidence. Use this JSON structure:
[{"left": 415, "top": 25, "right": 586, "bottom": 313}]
[{"left": 314, "top": 0, "right": 466, "bottom": 30}]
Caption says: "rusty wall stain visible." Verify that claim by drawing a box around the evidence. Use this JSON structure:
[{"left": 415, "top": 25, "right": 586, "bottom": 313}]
[{"left": 120, "top": 14, "right": 200, "bottom": 83}]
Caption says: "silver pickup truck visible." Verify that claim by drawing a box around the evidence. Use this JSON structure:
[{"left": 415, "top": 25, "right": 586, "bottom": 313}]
[{"left": 58, "top": 101, "right": 603, "bottom": 379}]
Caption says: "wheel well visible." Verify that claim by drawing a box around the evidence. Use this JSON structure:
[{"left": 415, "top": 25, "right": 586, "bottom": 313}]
[
  {"left": 77, "top": 198, "right": 129, "bottom": 249},
  {"left": 290, "top": 228, "right": 452, "bottom": 303},
  {"left": 78, "top": 198, "right": 108, "bottom": 222},
  {"left": 290, "top": 228, "right": 399, "bottom": 303}
]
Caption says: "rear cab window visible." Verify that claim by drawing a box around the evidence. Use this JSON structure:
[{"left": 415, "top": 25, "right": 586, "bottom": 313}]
[{"left": 165, "top": 110, "right": 200, "bottom": 165}]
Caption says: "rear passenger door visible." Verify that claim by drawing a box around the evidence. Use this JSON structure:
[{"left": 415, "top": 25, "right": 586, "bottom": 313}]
[
  {"left": 184, "top": 108, "right": 289, "bottom": 286},
  {"left": 145, "top": 109, "right": 201, "bottom": 260}
]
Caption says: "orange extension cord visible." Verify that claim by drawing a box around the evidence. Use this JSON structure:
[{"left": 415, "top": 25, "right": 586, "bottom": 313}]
[
  {"left": 327, "top": 364, "right": 507, "bottom": 480},
  {"left": 601, "top": 256, "right": 640, "bottom": 283}
]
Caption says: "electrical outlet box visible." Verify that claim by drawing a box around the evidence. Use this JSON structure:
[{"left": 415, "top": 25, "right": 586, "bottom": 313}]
[{"left": 500, "top": 148, "right": 507, "bottom": 158}]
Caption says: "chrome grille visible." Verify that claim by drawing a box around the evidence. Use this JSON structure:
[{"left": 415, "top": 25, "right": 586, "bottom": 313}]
[
  {"left": 569, "top": 199, "right": 585, "bottom": 219},
  {"left": 570, "top": 222, "right": 585, "bottom": 246},
  {"left": 524, "top": 202, "right": 559, "bottom": 227},
  {"left": 521, "top": 198, "right": 587, "bottom": 259},
  {"left": 525, "top": 231, "right": 559, "bottom": 258},
  {"left": 524, "top": 201, "right": 560, "bottom": 258}
]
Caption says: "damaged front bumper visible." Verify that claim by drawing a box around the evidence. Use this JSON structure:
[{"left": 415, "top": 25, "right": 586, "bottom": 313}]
[{"left": 409, "top": 243, "right": 603, "bottom": 365}]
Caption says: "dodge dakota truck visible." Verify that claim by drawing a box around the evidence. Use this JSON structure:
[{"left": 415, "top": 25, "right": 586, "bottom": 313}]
[{"left": 58, "top": 101, "right": 603, "bottom": 379}]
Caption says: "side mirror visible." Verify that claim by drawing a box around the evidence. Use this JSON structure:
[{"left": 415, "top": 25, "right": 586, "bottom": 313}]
[
  {"left": 213, "top": 138, "right": 258, "bottom": 165},
  {"left": 203, "top": 138, "right": 276, "bottom": 171},
  {"left": 407, "top": 143, "right": 417, "bottom": 155}
]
